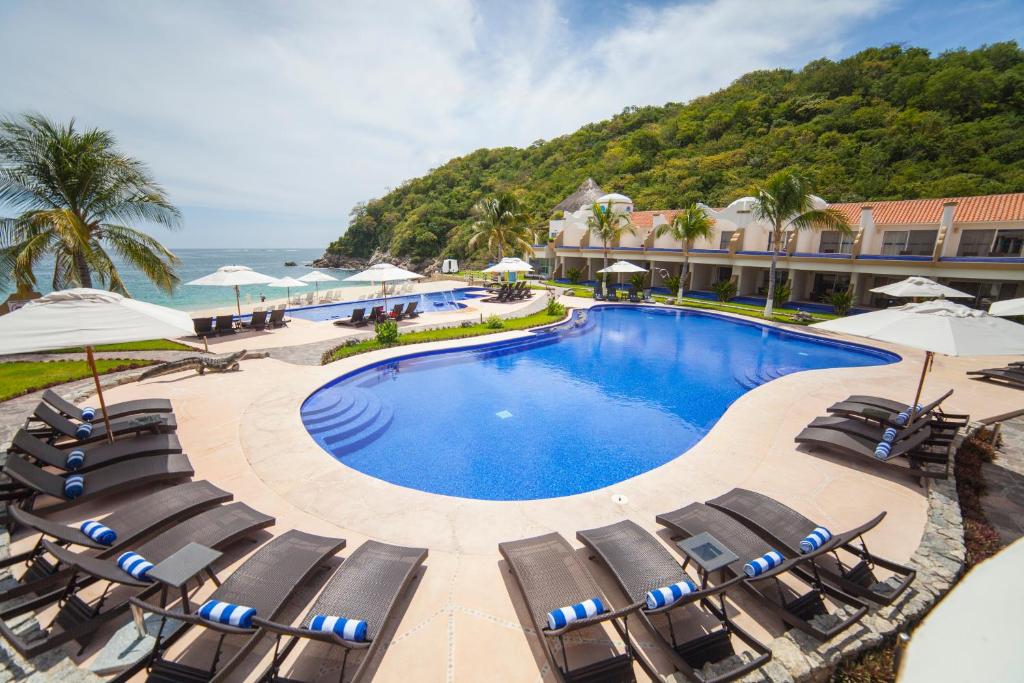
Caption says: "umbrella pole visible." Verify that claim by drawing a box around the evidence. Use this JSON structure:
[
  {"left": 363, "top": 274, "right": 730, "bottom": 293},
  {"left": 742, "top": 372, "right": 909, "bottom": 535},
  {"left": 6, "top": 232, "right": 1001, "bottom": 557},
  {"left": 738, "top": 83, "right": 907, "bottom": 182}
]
[
  {"left": 86, "top": 346, "right": 115, "bottom": 444},
  {"left": 234, "top": 285, "right": 241, "bottom": 318},
  {"left": 910, "top": 350, "right": 934, "bottom": 414}
]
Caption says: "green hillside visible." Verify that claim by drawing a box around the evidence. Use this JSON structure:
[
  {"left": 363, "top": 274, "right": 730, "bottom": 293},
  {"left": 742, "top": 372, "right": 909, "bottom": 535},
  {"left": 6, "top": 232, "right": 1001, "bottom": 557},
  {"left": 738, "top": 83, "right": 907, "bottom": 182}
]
[{"left": 329, "top": 42, "right": 1024, "bottom": 264}]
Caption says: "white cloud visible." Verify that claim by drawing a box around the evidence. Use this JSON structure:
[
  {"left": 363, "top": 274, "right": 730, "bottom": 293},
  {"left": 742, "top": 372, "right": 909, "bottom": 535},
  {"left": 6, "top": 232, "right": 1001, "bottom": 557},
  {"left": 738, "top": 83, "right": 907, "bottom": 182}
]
[{"left": 0, "top": 0, "right": 884, "bottom": 247}]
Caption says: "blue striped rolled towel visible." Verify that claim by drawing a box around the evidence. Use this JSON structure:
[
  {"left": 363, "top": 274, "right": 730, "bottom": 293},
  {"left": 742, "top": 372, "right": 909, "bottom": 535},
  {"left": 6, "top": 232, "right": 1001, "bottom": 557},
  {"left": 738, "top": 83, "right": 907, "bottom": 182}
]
[
  {"left": 743, "top": 550, "right": 784, "bottom": 577},
  {"left": 65, "top": 449, "right": 85, "bottom": 470},
  {"left": 799, "top": 526, "right": 832, "bottom": 553},
  {"left": 645, "top": 578, "right": 698, "bottom": 609},
  {"left": 116, "top": 551, "right": 154, "bottom": 580},
  {"left": 894, "top": 410, "right": 911, "bottom": 426},
  {"left": 309, "top": 614, "right": 367, "bottom": 642},
  {"left": 198, "top": 599, "right": 256, "bottom": 628},
  {"left": 882, "top": 427, "right": 898, "bottom": 443},
  {"left": 64, "top": 475, "right": 84, "bottom": 499},
  {"left": 80, "top": 407, "right": 97, "bottom": 421},
  {"left": 80, "top": 520, "right": 116, "bottom": 545},
  {"left": 874, "top": 440, "right": 893, "bottom": 460},
  {"left": 546, "top": 597, "right": 605, "bottom": 630},
  {"left": 75, "top": 422, "right": 93, "bottom": 440}
]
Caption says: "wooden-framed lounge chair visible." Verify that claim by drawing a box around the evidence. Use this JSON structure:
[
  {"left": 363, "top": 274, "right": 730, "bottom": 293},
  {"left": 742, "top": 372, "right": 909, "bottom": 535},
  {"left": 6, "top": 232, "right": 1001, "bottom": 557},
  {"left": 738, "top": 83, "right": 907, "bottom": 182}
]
[
  {"left": 267, "top": 307, "right": 290, "bottom": 328},
  {"left": 42, "top": 389, "right": 172, "bottom": 423},
  {"left": 806, "top": 413, "right": 952, "bottom": 445},
  {"left": 0, "top": 502, "right": 274, "bottom": 658},
  {"left": 214, "top": 314, "right": 237, "bottom": 335},
  {"left": 826, "top": 389, "right": 960, "bottom": 424},
  {"left": 247, "top": 540, "right": 427, "bottom": 683},
  {"left": 967, "top": 366, "right": 1024, "bottom": 389},
  {"left": 0, "top": 481, "right": 231, "bottom": 609},
  {"left": 193, "top": 317, "right": 214, "bottom": 337},
  {"left": 334, "top": 307, "right": 367, "bottom": 327},
  {"left": 656, "top": 504, "right": 868, "bottom": 642},
  {"left": 706, "top": 489, "right": 915, "bottom": 606},
  {"left": 499, "top": 532, "right": 652, "bottom": 682},
  {"left": 28, "top": 403, "right": 176, "bottom": 444},
  {"left": 794, "top": 425, "right": 950, "bottom": 480},
  {"left": 243, "top": 310, "right": 268, "bottom": 330},
  {"left": 576, "top": 520, "right": 771, "bottom": 683},
  {"left": 0, "top": 451, "right": 194, "bottom": 513},
  {"left": 8, "top": 429, "right": 182, "bottom": 472},
  {"left": 125, "top": 530, "right": 345, "bottom": 682},
  {"left": 404, "top": 301, "right": 419, "bottom": 318}
]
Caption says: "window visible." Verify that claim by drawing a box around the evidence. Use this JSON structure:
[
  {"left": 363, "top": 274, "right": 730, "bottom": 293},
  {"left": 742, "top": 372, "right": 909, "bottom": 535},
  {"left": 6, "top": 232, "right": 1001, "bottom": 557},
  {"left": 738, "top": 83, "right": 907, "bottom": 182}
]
[
  {"left": 716, "top": 266, "right": 732, "bottom": 282},
  {"left": 881, "top": 230, "right": 937, "bottom": 256},
  {"left": 818, "top": 231, "right": 852, "bottom": 254},
  {"left": 992, "top": 229, "right": 1024, "bottom": 257},
  {"left": 957, "top": 230, "right": 995, "bottom": 257},
  {"left": 718, "top": 230, "right": 734, "bottom": 250},
  {"left": 811, "top": 273, "right": 851, "bottom": 300}
]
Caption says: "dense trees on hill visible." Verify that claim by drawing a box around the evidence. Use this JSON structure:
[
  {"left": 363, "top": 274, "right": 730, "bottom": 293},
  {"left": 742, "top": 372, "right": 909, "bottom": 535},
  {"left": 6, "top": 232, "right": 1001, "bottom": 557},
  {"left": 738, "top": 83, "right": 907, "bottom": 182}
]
[{"left": 328, "top": 42, "right": 1024, "bottom": 263}]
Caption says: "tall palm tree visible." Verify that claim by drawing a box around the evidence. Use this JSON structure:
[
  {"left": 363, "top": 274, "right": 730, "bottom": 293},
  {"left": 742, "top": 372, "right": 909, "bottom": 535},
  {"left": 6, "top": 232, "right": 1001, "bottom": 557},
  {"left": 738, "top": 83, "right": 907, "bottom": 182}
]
[
  {"left": 0, "top": 114, "right": 181, "bottom": 294},
  {"left": 467, "top": 193, "right": 534, "bottom": 261},
  {"left": 587, "top": 200, "right": 637, "bottom": 270},
  {"left": 655, "top": 204, "right": 714, "bottom": 298},
  {"left": 753, "top": 171, "right": 851, "bottom": 317}
]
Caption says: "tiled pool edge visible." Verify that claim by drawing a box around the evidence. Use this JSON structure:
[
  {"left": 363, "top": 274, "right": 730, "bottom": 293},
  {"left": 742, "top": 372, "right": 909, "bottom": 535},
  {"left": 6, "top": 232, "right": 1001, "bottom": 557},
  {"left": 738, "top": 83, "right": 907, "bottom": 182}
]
[{"left": 726, "top": 433, "right": 970, "bottom": 683}]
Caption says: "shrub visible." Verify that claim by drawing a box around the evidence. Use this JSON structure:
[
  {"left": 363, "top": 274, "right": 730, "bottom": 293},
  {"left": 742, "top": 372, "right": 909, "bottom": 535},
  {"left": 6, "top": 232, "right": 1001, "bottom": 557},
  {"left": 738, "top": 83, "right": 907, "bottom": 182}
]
[
  {"left": 546, "top": 295, "right": 566, "bottom": 317},
  {"left": 566, "top": 267, "right": 581, "bottom": 284},
  {"left": 484, "top": 315, "right": 504, "bottom": 329},
  {"left": 663, "top": 274, "right": 680, "bottom": 296},
  {"left": 629, "top": 273, "right": 646, "bottom": 291},
  {"left": 773, "top": 281, "right": 791, "bottom": 308},
  {"left": 711, "top": 279, "right": 737, "bottom": 302},
  {"left": 375, "top": 319, "right": 399, "bottom": 345},
  {"left": 830, "top": 287, "right": 854, "bottom": 316}
]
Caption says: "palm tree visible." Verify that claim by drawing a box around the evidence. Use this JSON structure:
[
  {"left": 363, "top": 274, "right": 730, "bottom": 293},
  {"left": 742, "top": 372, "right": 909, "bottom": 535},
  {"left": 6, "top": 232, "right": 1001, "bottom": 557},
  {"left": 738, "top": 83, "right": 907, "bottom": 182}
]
[
  {"left": 752, "top": 171, "right": 851, "bottom": 317},
  {"left": 655, "top": 204, "right": 714, "bottom": 298},
  {"left": 0, "top": 114, "right": 181, "bottom": 294},
  {"left": 467, "top": 193, "right": 534, "bottom": 261},
  {"left": 587, "top": 200, "right": 637, "bottom": 270}
]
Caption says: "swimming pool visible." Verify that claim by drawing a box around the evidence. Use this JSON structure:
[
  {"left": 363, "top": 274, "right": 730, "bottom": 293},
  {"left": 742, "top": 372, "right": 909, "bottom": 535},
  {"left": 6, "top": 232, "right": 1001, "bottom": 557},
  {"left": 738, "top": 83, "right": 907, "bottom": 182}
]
[
  {"left": 301, "top": 306, "right": 899, "bottom": 500},
  {"left": 287, "top": 287, "right": 485, "bottom": 322}
]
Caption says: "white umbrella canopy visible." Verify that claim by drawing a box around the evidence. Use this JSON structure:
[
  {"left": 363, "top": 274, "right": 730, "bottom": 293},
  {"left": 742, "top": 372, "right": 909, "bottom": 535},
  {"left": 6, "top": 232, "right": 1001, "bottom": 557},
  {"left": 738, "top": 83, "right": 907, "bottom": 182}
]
[
  {"left": 0, "top": 288, "right": 195, "bottom": 441},
  {"left": 344, "top": 263, "right": 423, "bottom": 309},
  {"left": 870, "top": 276, "right": 972, "bottom": 299},
  {"left": 185, "top": 265, "right": 277, "bottom": 316},
  {"left": 990, "top": 297, "right": 1024, "bottom": 317},
  {"left": 267, "top": 277, "right": 308, "bottom": 302},
  {"left": 597, "top": 260, "right": 648, "bottom": 296},
  {"left": 298, "top": 269, "right": 338, "bottom": 298},
  {"left": 813, "top": 299, "right": 1024, "bottom": 411},
  {"left": 482, "top": 257, "right": 534, "bottom": 273}
]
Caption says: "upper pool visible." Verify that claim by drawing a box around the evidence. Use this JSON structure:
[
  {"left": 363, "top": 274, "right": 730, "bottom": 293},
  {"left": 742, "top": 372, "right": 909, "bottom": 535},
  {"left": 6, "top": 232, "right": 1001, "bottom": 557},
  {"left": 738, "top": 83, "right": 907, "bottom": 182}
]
[{"left": 301, "top": 306, "right": 899, "bottom": 500}]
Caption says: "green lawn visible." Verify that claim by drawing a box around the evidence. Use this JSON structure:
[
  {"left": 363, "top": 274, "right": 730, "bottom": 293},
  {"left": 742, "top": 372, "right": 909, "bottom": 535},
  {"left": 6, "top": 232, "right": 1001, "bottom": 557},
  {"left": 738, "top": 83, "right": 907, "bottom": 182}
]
[
  {"left": 48, "top": 339, "right": 195, "bottom": 353},
  {"left": 322, "top": 310, "right": 566, "bottom": 363},
  {"left": 0, "top": 359, "right": 156, "bottom": 402}
]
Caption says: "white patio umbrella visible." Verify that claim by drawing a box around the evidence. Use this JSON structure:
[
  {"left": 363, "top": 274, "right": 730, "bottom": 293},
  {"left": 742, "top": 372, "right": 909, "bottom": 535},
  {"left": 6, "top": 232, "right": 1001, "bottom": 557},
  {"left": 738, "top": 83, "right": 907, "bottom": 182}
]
[
  {"left": 0, "top": 289, "right": 194, "bottom": 442},
  {"left": 482, "top": 257, "right": 534, "bottom": 284},
  {"left": 267, "top": 276, "right": 307, "bottom": 303},
  {"left": 870, "top": 276, "right": 971, "bottom": 299},
  {"left": 298, "top": 269, "right": 338, "bottom": 298},
  {"left": 185, "top": 265, "right": 277, "bottom": 317},
  {"left": 990, "top": 297, "right": 1024, "bottom": 317},
  {"left": 597, "top": 260, "right": 648, "bottom": 297},
  {"left": 344, "top": 263, "right": 423, "bottom": 310},
  {"left": 813, "top": 299, "right": 1024, "bottom": 413}
]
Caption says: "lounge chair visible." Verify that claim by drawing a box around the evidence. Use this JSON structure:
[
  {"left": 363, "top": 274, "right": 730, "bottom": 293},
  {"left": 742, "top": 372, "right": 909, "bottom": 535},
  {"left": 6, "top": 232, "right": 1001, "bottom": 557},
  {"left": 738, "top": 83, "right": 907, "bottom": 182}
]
[
  {"left": 390, "top": 303, "right": 405, "bottom": 320},
  {"left": 267, "top": 307, "right": 289, "bottom": 328},
  {"left": 251, "top": 541, "right": 427, "bottom": 683},
  {"left": 967, "top": 366, "right": 1024, "bottom": 389},
  {"left": 642, "top": 288, "right": 653, "bottom": 303},
  {"left": 334, "top": 307, "right": 367, "bottom": 327},
  {"left": 806, "top": 414, "right": 936, "bottom": 444},
  {"left": 243, "top": 310, "right": 268, "bottom": 330},
  {"left": 628, "top": 288, "right": 641, "bottom": 303},
  {"left": 214, "top": 314, "right": 237, "bottom": 335},
  {"left": 0, "top": 481, "right": 231, "bottom": 611},
  {"left": 706, "top": 489, "right": 915, "bottom": 606},
  {"left": 826, "top": 389, "right": 962, "bottom": 425},
  {"left": 593, "top": 287, "right": 605, "bottom": 301},
  {"left": 192, "top": 317, "right": 214, "bottom": 337},
  {"left": 369, "top": 305, "right": 385, "bottom": 323},
  {"left": 8, "top": 428, "right": 182, "bottom": 472},
  {"left": 27, "top": 403, "right": 176, "bottom": 445},
  {"left": 0, "top": 451, "right": 194, "bottom": 512},
  {"left": 0, "top": 502, "right": 274, "bottom": 658},
  {"left": 576, "top": 520, "right": 771, "bottom": 682},
  {"left": 656, "top": 503, "right": 867, "bottom": 641},
  {"left": 404, "top": 301, "right": 419, "bottom": 318},
  {"left": 128, "top": 530, "right": 345, "bottom": 682},
  {"left": 795, "top": 424, "right": 950, "bottom": 479},
  {"left": 499, "top": 532, "right": 651, "bottom": 682},
  {"left": 41, "top": 388, "right": 172, "bottom": 423}
]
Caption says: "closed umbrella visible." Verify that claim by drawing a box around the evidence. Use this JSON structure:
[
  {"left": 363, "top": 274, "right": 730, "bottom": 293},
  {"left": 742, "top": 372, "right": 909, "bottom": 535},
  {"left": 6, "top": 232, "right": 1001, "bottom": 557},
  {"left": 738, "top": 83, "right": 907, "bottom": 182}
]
[
  {"left": 990, "top": 297, "right": 1024, "bottom": 317},
  {"left": 870, "top": 276, "right": 972, "bottom": 300},
  {"left": 267, "top": 276, "right": 307, "bottom": 303},
  {"left": 0, "top": 289, "right": 194, "bottom": 442},
  {"left": 597, "top": 260, "right": 647, "bottom": 297},
  {"left": 344, "top": 263, "right": 422, "bottom": 311},
  {"left": 185, "top": 265, "right": 277, "bottom": 318},
  {"left": 813, "top": 299, "right": 1024, "bottom": 413},
  {"left": 298, "top": 270, "right": 338, "bottom": 299}
]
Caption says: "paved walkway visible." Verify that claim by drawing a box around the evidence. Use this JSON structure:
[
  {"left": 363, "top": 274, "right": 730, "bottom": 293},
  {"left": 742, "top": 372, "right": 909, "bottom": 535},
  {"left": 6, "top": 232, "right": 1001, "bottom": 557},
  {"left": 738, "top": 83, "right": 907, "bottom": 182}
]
[{"left": 980, "top": 416, "right": 1024, "bottom": 545}]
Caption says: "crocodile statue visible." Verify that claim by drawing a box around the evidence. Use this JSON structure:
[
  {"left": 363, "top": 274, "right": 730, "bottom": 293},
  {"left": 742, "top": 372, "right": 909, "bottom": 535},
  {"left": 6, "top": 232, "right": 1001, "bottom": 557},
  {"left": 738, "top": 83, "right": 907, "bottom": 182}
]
[{"left": 139, "top": 350, "right": 249, "bottom": 380}]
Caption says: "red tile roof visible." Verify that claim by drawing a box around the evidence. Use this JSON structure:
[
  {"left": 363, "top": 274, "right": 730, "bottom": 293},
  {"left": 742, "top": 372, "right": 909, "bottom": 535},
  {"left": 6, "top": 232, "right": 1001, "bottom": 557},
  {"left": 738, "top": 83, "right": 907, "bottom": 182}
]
[{"left": 829, "top": 193, "right": 1024, "bottom": 226}]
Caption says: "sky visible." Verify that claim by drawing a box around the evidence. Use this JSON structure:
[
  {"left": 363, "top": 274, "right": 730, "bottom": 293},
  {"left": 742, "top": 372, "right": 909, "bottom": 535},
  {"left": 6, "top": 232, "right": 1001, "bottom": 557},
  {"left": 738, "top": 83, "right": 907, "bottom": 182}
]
[{"left": 0, "top": 0, "right": 1021, "bottom": 250}]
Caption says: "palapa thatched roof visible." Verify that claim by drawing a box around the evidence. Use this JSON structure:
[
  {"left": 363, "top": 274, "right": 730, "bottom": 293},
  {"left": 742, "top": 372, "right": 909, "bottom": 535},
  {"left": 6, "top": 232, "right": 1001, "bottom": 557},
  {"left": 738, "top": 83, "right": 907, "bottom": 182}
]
[{"left": 553, "top": 178, "right": 604, "bottom": 213}]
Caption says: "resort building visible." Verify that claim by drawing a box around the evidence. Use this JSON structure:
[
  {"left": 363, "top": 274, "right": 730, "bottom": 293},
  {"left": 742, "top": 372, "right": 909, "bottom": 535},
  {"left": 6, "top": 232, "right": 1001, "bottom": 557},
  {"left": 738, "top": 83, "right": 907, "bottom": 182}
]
[{"left": 534, "top": 181, "right": 1024, "bottom": 309}]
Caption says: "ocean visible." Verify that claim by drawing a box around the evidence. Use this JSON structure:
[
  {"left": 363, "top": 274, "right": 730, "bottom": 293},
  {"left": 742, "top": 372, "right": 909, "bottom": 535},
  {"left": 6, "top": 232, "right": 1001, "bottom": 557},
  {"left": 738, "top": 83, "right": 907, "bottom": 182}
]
[{"left": 2, "top": 248, "right": 359, "bottom": 311}]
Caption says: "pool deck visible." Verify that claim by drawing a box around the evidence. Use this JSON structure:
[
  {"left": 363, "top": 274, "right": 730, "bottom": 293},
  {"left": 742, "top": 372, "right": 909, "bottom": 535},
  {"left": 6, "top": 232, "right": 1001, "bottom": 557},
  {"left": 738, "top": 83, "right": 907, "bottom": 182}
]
[{"left": 11, "top": 295, "right": 1022, "bottom": 682}]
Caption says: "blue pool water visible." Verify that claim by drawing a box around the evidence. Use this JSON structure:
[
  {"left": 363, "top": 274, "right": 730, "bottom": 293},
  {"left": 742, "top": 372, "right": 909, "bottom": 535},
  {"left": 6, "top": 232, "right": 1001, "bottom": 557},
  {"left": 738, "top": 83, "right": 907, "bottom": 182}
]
[
  {"left": 287, "top": 287, "right": 484, "bottom": 322},
  {"left": 301, "top": 306, "right": 899, "bottom": 500}
]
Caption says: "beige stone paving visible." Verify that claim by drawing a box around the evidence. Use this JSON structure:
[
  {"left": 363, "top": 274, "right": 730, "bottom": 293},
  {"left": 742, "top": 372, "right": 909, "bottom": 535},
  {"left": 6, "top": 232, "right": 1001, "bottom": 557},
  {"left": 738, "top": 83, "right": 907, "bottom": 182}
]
[{"left": 15, "top": 299, "right": 1022, "bottom": 682}]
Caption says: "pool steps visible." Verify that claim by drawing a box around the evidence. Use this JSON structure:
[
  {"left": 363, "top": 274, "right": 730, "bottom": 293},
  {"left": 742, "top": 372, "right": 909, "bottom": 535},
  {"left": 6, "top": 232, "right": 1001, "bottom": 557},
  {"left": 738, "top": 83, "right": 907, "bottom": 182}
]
[{"left": 303, "top": 387, "right": 394, "bottom": 457}]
